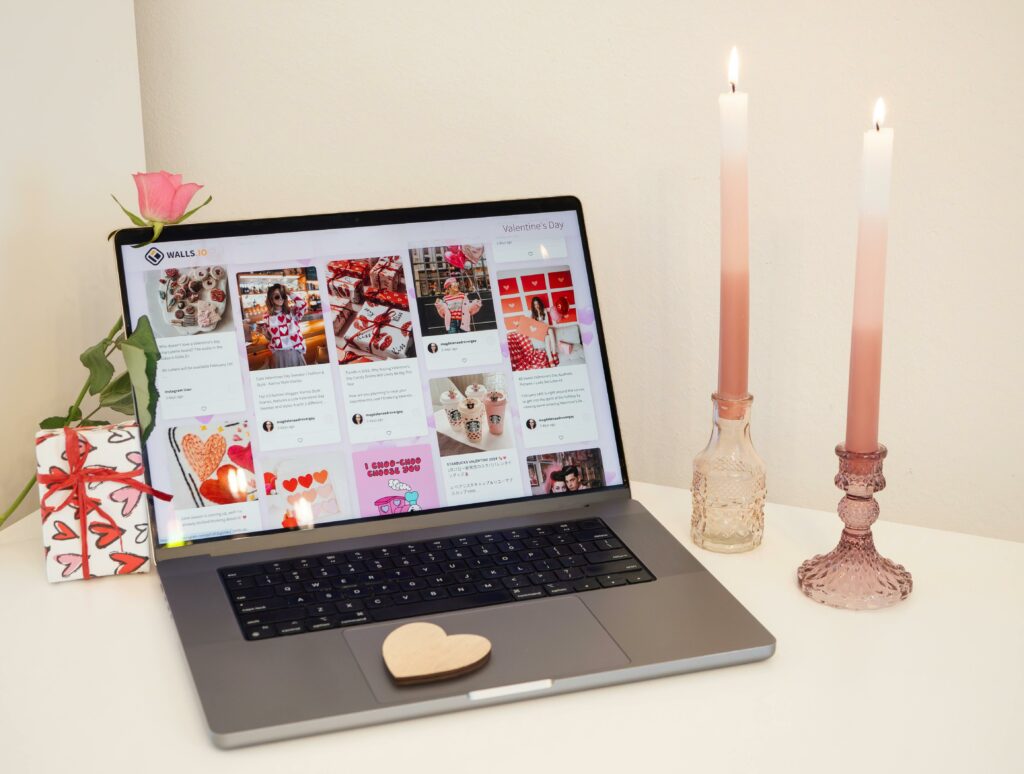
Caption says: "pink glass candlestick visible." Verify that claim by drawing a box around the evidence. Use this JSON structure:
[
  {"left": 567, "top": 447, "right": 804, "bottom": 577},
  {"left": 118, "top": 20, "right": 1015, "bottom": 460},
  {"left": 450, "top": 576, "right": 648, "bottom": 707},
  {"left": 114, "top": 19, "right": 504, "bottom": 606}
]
[{"left": 797, "top": 444, "right": 912, "bottom": 609}]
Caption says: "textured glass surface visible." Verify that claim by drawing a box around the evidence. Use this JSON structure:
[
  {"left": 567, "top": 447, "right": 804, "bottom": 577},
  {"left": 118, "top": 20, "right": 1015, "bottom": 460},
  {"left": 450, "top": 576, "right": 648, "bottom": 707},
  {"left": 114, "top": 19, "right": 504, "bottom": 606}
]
[
  {"left": 797, "top": 444, "right": 913, "bottom": 610},
  {"left": 691, "top": 394, "right": 766, "bottom": 553}
]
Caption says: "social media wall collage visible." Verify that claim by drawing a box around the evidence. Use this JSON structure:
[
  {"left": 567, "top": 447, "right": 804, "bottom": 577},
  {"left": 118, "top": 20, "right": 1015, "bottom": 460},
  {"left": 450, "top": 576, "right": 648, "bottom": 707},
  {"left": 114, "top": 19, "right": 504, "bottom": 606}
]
[{"left": 122, "top": 213, "right": 622, "bottom": 546}]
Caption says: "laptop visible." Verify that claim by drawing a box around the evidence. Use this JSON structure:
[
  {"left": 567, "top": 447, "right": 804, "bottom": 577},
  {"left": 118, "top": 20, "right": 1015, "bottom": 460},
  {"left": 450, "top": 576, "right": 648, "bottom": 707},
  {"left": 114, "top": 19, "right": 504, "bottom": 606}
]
[{"left": 114, "top": 196, "right": 774, "bottom": 748}]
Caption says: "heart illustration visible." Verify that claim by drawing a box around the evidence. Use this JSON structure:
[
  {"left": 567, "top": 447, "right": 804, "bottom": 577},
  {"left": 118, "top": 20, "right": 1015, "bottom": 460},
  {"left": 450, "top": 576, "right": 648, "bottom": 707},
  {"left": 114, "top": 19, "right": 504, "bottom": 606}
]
[
  {"left": 55, "top": 553, "right": 83, "bottom": 578},
  {"left": 313, "top": 469, "right": 329, "bottom": 485},
  {"left": 382, "top": 622, "right": 491, "bottom": 685},
  {"left": 301, "top": 490, "right": 317, "bottom": 503},
  {"left": 52, "top": 521, "right": 77, "bottom": 541},
  {"left": 199, "top": 464, "right": 248, "bottom": 505},
  {"left": 110, "top": 485, "right": 142, "bottom": 517},
  {"left": 181, "top": 433, "right": 226, "bottom": 482},
  {"left": 127, "top": 451, "right": 144, "bottom": 469},
  {"left": 578, "top": 307, "right": 595, "bottom": 325},
  {"left": 227, "top": 443, "right": 254, "bottom": 473},
  {"left": 194, "top": 415, "right": 214, "bottom": 424},
  {"left": 283, "top": 478, "right": 299, "bottom": 493},
  {"left": 319, "top": 484, "right": 334, "bottom": 500},
  {"left": 298, "top": 474, "right": 313, "bottom": 489},
  {"left": 89, "top": 521, "right": 126, "bottom": 549},
  {"left": 110, "top": 552, "right": 148, "bottom": 575},
  {"left": 134, "top": 523, "right": 149, "bottom": 544},
  {"left": 107, "top": 427, "right": 134, "bottom": 444},
  {"left": 581, "top": 330, "right": 594, "bottom": 345}
]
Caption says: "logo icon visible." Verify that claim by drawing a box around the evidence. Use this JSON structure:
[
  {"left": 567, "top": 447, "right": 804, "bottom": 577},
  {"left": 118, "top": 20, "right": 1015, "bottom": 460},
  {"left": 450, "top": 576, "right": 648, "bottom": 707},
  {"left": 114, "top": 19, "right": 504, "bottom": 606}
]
[{"left": 144, "top": 247, "right": 164, "bottom": 266}]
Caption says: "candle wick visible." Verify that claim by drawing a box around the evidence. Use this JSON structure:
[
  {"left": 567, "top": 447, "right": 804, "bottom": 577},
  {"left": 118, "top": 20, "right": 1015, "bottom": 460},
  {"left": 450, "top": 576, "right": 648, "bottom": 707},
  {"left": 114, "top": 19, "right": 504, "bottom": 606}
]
[
  {"left": 730, "top": 82, "right": 736, "bottom": 93},
  {"left": 875, "top": 121, "right": 880, "bottom": 132}
]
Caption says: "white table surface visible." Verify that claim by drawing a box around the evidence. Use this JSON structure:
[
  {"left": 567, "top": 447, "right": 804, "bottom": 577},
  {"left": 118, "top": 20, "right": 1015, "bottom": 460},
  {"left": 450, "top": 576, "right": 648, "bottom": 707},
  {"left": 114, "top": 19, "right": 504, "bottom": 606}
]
[{"left": 2, "top": 482, "right": 1021, "bottom": 772}]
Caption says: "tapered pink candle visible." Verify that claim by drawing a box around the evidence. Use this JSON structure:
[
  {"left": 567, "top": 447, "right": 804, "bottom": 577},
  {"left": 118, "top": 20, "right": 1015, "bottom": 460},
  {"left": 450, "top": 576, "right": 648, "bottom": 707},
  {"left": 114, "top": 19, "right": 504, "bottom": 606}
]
[
  {"left": 845, "top": 98, "right": 894, "bottom": 453},
  {"left": 718, "top": 47, "right": 750, "bottom": 399}
]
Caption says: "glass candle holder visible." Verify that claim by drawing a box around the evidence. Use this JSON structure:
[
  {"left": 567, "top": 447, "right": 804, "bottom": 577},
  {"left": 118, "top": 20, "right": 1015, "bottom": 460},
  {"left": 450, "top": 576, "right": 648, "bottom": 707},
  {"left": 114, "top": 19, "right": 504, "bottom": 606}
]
[
  {"left": 691, "top": 393, "right": 766, "bottom": 553},
  {"left": 797, "top": 444, "right": 913, "bottom": 610}
]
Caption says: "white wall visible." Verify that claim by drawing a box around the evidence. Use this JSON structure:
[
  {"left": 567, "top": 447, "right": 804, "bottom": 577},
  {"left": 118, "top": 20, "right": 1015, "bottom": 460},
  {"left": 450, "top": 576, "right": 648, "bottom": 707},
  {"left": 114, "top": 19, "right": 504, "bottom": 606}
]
[
  {"left": 0, "top": 1, "right": 146, "bottom": 524},
  {"left": 133, "top": 0, "right": 1024, "bottom": 541}
]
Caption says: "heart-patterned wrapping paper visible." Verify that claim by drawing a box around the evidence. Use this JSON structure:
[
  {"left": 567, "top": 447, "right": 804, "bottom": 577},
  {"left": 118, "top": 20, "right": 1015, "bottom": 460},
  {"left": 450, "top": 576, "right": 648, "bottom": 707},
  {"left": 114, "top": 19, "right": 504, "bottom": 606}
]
[{"left": 35, "top": 423, "right": 153, "bottom": 583}]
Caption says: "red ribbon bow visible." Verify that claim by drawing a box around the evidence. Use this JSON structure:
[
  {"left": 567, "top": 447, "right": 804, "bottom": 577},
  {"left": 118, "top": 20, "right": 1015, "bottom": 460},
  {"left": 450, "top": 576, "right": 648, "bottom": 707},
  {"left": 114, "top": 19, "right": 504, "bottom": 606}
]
[
  {"left": 37, "top": 426, "right": 172, "bottom": 579},
  {"left": 347, "top": 307, "right": 409, "bottom": 354}
]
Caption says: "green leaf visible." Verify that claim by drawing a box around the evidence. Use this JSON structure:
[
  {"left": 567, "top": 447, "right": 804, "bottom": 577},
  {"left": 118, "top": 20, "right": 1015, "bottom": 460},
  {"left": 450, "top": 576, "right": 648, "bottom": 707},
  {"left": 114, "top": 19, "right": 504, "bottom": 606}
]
[
  {"left": 121, "top": 342, "right": 158, "bottom": 441},
  {"left": 39, "top": 416, "right": 69, "bottom": 430},
  {"left": 173, "top": 195, "right": 212, "bottom": 224},
  {"left": 66, "top": 405, "right": 82, "bottom": 421},
  {"left": 80, "top": 342, "right": 115, "bottom": 395},
  {"left": 77, "top": 418, "right": 113, "bottom": 427},
  {"left": 125, "top": 314, "right": 160, "bottom": 358},
  {"left": 111, "top": 195, "right": 148, "bottom": 227},
  {"left": 99, "top": 372, "right": 132, "bottom": 408}
]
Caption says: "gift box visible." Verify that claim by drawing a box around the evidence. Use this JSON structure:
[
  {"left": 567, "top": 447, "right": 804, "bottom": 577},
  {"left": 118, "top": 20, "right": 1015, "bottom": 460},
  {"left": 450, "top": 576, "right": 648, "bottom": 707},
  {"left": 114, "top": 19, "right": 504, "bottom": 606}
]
[
  {"left": 345, "top": 302, "right": 414, "bottom": 359},
  {"left": 363, "top": 287, "right": 409, "bottom": 311},
  {"left": 35, "top": 423, "right": 171, "bottom": 582},
  {"left": 331, "top": 300, "right": 356, "bottom": 335},
  {"left": 335, "top": 275, "right": 363, "bottom": 303}
]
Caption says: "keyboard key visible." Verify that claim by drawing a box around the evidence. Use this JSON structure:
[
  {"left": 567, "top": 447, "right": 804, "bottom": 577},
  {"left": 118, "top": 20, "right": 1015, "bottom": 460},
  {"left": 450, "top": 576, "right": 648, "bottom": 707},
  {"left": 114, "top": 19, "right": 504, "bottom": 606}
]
[
  {"left": 576, "top": 519, "right": 605, "bottom": 530},
  {"left": 225, "top": 577, "right": 254, "bottom": 590},
  {"left": 306, "top": 604, "right": 334, "bottom": 617},
  {"left": 522, "top": 537, "right": 547, "bottom": 549},
  {"left": 555, "top": 568, "right": 584, "bottom": 581},
  {"left": 395, "top": 591, "right": 421, "bottom": 604},
  {"left": 239, "top": 607, "right": 297, "bottom": 627},
  {"left": 401, "top": 578, "right": 426, "bottom": 591},
  {"left": 544, "top": 583, "right": 573, "bottom": 595},
  {"left": 496, "top": 541, "right": 522, "bottom": 553},
  {"left": 336, "top": 611, "right": 370, "bottom": 626},
  {"left": 472, "top": 544, "right": 496, "bottom": 556},
  {"left": 373, "top": 546, "right": 398, "bottom": 558},
  {"left": 426, "top": 539, "right": 451, "bottom": 550},
  {"left": 559, "top": 554, "right": 587, "bottom": 568},
  {"left": 315, "top": 590, "right": 341, "bottom": 603},
  {"left": 231, "top": 587, "right": 272, "bottom": 602},
  {"left": 422, "top": 587, "right": 450, "bottom": 601},
  {"left": 336, "top": 600, "right": 365, "bottom": 613},
  {"left": 528, "top": 525, "right": 552, "bottom": 536},
  {"left": 311, "top": 566, "right": 339, "bottom": 579},
  {"left": 480, "top": 567, "right": 507, "bottom": 579},
  {"left": 594, "top": 538, "right": 623, "bottom": 551},
  {"left": 598, "top": 574, "right": 629, "bottom": 588},
  {"left": 453, "top": 535, "right": 477, "bottom": 547},
  {"left": 626, "top": 570, "right": 654, "bottom": 584},
  {"left": 275, "top": 620, "right": 306, "bottom": 636},
  {"left": 503, "top": 575, "right": 531, "bottom": 589},
  {"left": 245, "top": 625, "right": 276, "bottom": 640},
  {"left": 236, "top": 598, "right": 287, "bottom": 614},
  {"left": 368, "top": 590, "right": 512, "bottom": 621},
  {"left": 293, "top": 557, "right": 318, "bottom": 570},
  {"left": 475, "top": 580, "right": 502, "bottom": 593},
  {"left": 222, "top": 564, "right": 264, "bottom": 580},
  {"left": 263, "top": 561, "right": 291, "bottom": 574},
  {"left": 587, "top": 549, "right": 634, "bottom": 564},
  {"left": 584, "top": 560, "right": 643, "bottom": 577},
  {"left": 575, "top": 529, "right": 612, "bottom": 542},
  {"left": 305, "top": 616, "right": 337, "bottom": 632},
  {"left": 254, "top": 573, "right": 282, "bottom": 586},
  {"left": 529, "top": 571, "right": 556, "bottom": 585},
  {"left": 503, "top": 529, "right": 528, "bottom": 540},
  {"left": 533, "top": 559, "right": 560, "bottom": 572},
  {"left": 573, "top": 578, "right": 601, "bottom": 592},
  {"left": 399, "top": 543, "right": 425, "bottom": 555},
  {"left": 365, "top": 596, "right": 391, "bottom": 609},
  {"left": 450, "top": 584, "right": 475, "bottom": 596},
  {"left": 511, "top": 587, "right": 545, "bottom": 601},
  {"left": 478, "top": 532, "right": 501, "bottom": 543},
  {"left": 346, "top": 550, "right": 370, "bottom": 562}
]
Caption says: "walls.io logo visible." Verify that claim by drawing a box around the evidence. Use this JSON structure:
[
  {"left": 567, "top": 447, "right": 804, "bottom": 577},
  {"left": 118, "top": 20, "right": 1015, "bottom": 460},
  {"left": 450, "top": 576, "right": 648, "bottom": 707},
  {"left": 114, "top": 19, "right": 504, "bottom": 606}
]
[{"left": 144, "top": 247, "right": 164, "bottom": 266}]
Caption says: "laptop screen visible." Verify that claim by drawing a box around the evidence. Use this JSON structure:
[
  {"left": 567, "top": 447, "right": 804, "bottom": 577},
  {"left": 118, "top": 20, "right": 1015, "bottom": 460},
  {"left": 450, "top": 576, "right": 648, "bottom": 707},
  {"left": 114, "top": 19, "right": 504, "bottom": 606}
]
[{"left": 116, "top": 199, "right": 627, "bottom": 548}]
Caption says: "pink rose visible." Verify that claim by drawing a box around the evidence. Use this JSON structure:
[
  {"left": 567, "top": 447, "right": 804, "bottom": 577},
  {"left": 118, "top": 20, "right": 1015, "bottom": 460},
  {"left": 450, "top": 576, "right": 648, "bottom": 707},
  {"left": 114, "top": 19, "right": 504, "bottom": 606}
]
[
  {"left": 133, "top": 171, "right": 203, "bottom": 223},
  {"left": 111, "top": 171, "right": 212, "bottom": 247}
]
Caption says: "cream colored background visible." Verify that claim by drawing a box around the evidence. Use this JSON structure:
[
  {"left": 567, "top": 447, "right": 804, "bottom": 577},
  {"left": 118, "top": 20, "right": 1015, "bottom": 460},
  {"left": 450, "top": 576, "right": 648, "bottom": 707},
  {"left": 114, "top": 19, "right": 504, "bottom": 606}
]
[
  {"left": 4, "top": 1, "right": 1022, "bottom": 542},
  {"left": 0, "top": 1, "right": 146, "bottom": 525}
]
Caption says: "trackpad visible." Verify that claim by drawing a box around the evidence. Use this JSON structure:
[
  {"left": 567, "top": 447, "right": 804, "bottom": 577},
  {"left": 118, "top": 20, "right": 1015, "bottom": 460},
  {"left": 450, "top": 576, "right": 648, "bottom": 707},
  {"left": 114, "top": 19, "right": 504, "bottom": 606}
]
[{"left": 344, "top": 597, "right": 629, "bottom": 704}]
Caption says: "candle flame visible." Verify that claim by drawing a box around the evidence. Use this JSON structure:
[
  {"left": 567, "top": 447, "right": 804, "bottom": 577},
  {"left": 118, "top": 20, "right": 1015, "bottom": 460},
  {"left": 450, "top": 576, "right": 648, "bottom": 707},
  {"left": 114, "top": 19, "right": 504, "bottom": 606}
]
[
  {"left": 728, "top": 47, "right": 739, "bottom": 91},
  {"left": 873, "top": 98, "right": 886, "bottom": 131}
]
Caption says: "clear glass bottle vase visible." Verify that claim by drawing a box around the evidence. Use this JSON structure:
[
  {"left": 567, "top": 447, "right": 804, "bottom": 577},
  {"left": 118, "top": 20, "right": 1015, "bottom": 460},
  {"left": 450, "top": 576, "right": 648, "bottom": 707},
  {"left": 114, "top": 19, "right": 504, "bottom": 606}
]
[{"left": 691, "top": 393, "right": 766, "bottom": 553}]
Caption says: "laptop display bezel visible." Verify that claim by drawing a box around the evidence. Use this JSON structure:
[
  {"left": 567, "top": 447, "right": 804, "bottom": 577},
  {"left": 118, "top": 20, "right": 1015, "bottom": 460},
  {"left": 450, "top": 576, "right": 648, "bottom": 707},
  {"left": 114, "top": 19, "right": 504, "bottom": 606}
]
[{"left": 114, "top": 196, "right": 632, "bottom": 560}]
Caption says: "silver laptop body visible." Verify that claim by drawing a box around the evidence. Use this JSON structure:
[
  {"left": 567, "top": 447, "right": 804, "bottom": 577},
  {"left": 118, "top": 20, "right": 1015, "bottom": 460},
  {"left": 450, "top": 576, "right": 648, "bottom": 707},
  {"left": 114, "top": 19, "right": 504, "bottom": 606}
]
[{"left": 115, "top": 197, "right": 774, "bottom": 748}]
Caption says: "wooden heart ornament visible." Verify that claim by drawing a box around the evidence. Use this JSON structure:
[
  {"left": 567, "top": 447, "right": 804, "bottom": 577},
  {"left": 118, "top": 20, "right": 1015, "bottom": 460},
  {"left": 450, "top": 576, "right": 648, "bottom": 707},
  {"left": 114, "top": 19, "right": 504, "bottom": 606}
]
[{"left": 382, "top": 622, "right": 491, "bottom": 685}]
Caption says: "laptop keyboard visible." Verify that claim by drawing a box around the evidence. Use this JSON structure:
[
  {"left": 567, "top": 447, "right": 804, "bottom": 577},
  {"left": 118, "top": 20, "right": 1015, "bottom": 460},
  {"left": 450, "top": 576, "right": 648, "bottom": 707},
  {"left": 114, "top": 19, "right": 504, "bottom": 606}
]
[{"left": 220, "top": 517, "right": 655, "bottom": 641}]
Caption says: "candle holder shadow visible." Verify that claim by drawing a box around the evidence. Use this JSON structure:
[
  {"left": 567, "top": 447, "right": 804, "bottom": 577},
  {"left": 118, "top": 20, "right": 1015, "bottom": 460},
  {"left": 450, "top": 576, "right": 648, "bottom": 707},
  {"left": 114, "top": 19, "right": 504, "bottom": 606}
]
[{"left": 797, "top": 444, "right": 912, "bottom": 609}]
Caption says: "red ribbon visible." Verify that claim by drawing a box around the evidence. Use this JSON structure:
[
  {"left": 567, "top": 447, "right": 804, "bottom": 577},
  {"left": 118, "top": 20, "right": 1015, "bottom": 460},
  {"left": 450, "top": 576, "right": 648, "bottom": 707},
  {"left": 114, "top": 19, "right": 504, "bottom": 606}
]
[
  {"left": 37, "top": 427, "right": 172, "bottom": 579},
  {"left": 346, "top": 307, "right": 411, "bottom": 355}
]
